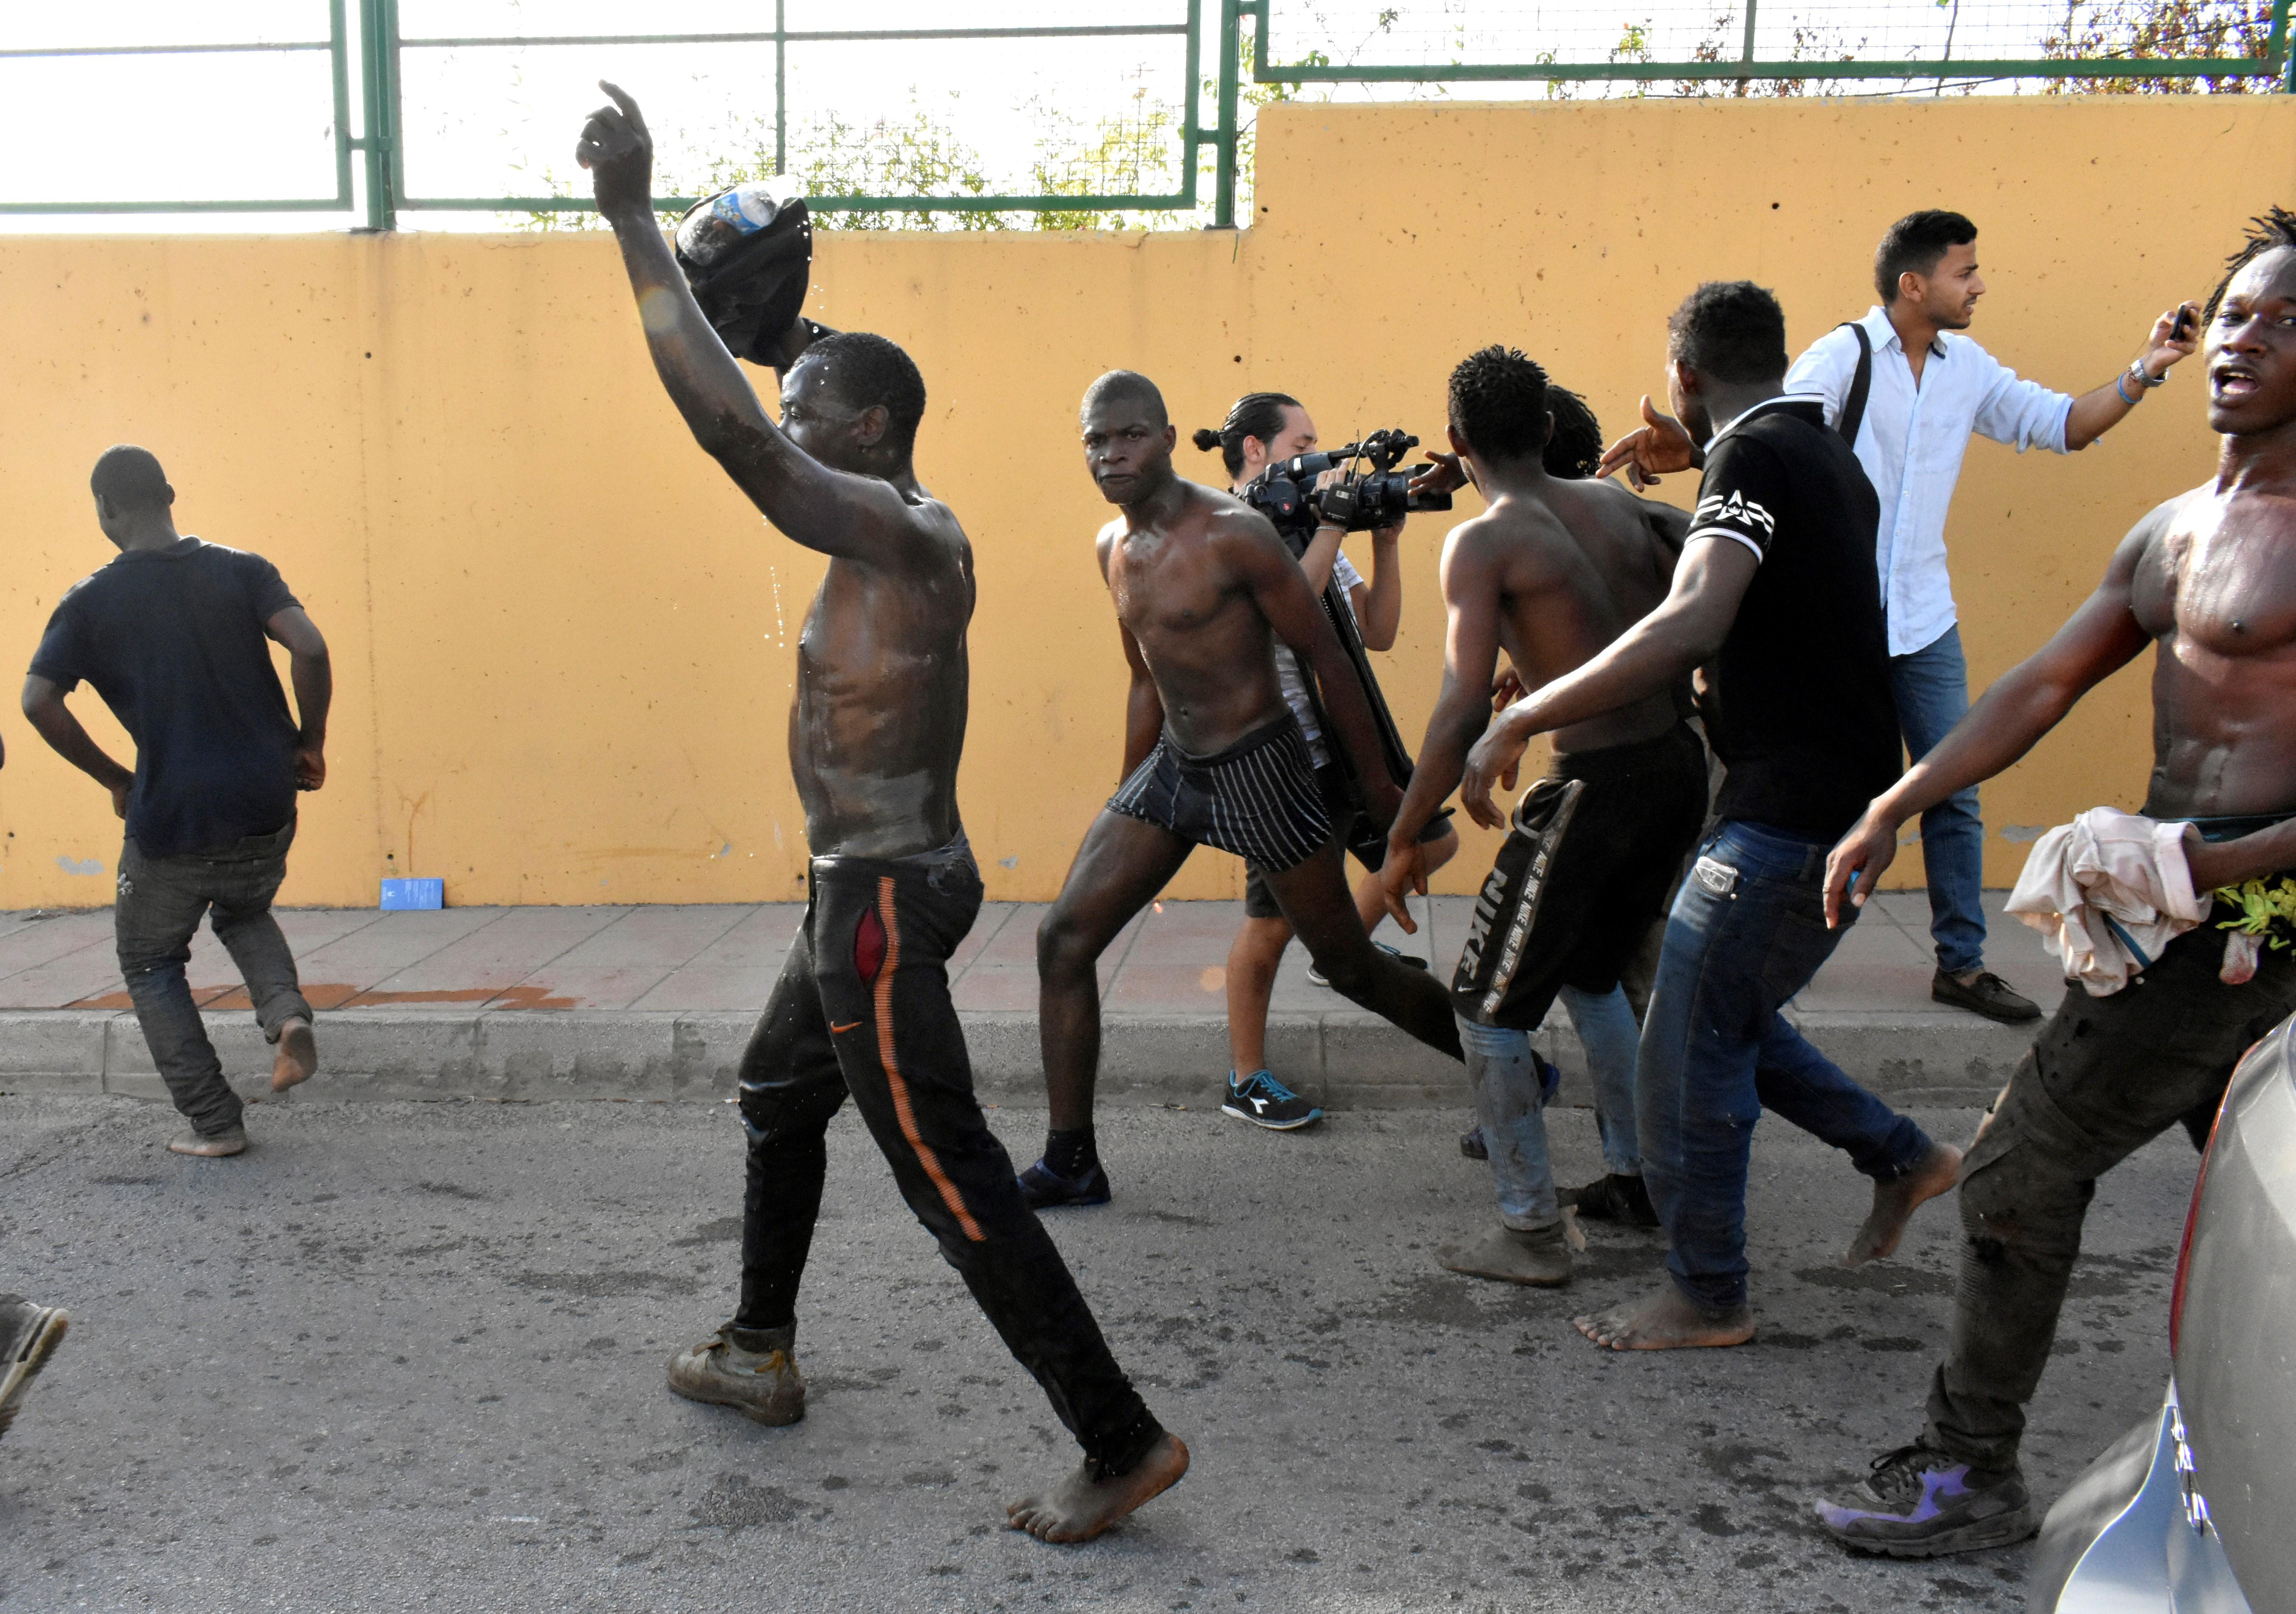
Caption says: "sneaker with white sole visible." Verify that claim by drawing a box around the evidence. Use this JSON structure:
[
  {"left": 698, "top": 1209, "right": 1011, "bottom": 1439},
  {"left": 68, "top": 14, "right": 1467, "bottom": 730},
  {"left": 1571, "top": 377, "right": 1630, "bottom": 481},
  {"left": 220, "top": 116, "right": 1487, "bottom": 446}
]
[
  {"left": 1221, "top": 1069, "right": 1323, "bottom": 1131},
  {"left": 668, "top": 1322, "right": 805, "bottom": 1425},
  {"left": 0, "top": 1296, "right": 68, "bottom": 1440},
  {"left": 1306, "top": 942, "right": 1430, "bottom": 990}
]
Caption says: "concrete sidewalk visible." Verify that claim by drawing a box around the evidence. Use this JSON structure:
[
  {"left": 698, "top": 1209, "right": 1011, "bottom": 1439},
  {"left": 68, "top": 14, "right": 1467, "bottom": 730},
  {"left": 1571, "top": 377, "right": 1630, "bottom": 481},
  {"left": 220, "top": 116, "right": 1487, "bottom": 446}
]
[{"left": 0, "top": 892, "right": 2063, "bottom": 1109}]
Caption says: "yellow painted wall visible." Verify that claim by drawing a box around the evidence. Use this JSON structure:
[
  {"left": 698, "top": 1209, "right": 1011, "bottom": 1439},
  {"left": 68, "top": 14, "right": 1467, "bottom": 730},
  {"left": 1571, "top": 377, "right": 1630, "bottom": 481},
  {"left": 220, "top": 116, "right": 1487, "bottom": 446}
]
[{"left": 0, "top": 96, "right": 2282, "bottom": 908}]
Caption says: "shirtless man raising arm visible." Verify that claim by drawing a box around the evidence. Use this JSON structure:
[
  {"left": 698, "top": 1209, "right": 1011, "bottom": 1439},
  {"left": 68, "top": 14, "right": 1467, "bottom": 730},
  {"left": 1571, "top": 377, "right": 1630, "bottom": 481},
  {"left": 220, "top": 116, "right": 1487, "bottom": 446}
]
[
  {"left": 1815, "top": 210, "right": 2296, "bottom": 1559},
  {"left": 578, "top": 84, "right": 1185, "bottom": 1543},
  {"left": 1020, "top": 372, "right": 1462, "bottom": 1206},
  {"left": 1380, "top": 346, "right": 1707, "bottom": 1286}
]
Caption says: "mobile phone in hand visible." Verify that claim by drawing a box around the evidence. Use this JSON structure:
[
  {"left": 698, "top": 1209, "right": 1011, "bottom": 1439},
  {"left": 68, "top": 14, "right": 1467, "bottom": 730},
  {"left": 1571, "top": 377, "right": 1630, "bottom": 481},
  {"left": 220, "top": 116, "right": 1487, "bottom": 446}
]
[{"left": 2172, "top": 304, "right": 2197, "bottom": 342}]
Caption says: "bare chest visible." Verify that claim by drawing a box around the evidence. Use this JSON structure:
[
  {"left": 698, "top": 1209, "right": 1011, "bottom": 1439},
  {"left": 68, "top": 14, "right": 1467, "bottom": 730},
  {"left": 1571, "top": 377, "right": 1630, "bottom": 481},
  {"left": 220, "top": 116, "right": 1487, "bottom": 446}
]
[
  {"left": 1109, "top": 532, "right": 1240, "bottom": 642},
  {"left": 796, "top": 562, "right": 964, "bottom": 690},
  {"left": 2136, "top": 495, "right": 2296, "bottom": 659}
]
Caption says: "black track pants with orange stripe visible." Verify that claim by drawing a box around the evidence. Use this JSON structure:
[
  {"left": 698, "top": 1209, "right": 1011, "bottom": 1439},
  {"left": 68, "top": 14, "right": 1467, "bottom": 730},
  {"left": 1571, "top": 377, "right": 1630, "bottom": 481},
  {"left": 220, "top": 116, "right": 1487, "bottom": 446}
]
[{"left": 734, "top": 848, "right": 1163, "bottom": 1477}]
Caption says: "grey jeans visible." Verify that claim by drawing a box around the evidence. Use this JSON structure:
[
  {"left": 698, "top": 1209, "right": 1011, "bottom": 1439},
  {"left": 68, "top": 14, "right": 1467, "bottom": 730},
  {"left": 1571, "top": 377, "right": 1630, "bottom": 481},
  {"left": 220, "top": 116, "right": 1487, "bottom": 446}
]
[
  {"left": 1923, "top": 920, "right": 2296, "bottom": 1470},
  {"left": 115, "top": 822, "right": 311, "bottom": 1136}
]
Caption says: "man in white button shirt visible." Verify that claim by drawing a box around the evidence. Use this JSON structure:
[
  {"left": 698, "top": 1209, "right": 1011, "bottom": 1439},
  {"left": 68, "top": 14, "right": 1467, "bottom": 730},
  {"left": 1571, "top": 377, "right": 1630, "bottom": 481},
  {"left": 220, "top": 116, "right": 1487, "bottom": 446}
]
[{"left": 1612, "top": 210, "right": 2200, "bottom": 1023}]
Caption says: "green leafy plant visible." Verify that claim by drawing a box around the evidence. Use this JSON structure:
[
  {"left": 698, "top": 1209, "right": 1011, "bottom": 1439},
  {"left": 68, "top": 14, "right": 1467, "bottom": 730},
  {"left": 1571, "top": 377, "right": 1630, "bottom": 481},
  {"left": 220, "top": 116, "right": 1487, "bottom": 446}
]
[{"left": 2214, "top": 876, "right": 2296, "bottom": 948}]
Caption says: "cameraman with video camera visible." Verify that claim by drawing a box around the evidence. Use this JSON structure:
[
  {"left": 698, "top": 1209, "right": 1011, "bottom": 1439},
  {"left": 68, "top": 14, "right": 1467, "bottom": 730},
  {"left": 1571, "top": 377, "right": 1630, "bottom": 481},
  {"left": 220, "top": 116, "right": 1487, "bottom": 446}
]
[{"left": 1193, "top": 393, "right": 1460, "bottom": 1132}]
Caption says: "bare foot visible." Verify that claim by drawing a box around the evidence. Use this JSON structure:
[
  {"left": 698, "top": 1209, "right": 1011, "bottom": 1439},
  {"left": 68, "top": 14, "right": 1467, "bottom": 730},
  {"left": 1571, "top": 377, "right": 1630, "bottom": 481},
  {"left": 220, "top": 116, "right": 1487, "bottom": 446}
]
[
  {"left": 271, "top": 1018, "right": 318, "bottom": 1093},
  {"left": 1572, "top": 1284, "right": 1754, "bottom": 1351},
  {"left": 1006, "top": 1432, "right": 1189, "bottom": 1543},
  {"left": 1844, "top": 1140, "right": 1963, "bottom": 1266}
]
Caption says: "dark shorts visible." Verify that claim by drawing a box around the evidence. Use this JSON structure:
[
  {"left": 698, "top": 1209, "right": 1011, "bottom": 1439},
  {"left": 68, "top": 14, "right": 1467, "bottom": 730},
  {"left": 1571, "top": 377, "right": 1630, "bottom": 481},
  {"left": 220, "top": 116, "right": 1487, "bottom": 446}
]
[
  {"left": 1240, "top": 764, "right": 1453, "bottom": 919},
  {"left": 1108, "top": 714, "right": 1333, "bottom": 873},
  {"left": 1452, "top": 723, "right": 1709, "bottom": 1031}
]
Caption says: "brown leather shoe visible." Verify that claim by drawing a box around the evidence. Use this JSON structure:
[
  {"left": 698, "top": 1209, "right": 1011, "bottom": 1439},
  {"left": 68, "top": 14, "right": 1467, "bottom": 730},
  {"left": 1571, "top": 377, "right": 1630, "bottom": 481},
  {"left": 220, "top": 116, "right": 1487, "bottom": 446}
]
[{"left": 1931, "top": 969, "right": 2041, "bottom": 1025}]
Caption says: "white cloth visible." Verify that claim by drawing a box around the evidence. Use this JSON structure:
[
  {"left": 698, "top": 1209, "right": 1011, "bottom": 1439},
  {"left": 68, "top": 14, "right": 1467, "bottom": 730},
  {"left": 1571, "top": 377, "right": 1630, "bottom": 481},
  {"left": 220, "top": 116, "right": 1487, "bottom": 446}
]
[
  {"left": 2006, "top": 808, "right": 2209, "bottom": 996},
  {"left": 1273, "top": 550, "right": 1366, "bottom": 766},
  {"left": 1783, "top": 308, "right": 2075, "bottom": 657}
]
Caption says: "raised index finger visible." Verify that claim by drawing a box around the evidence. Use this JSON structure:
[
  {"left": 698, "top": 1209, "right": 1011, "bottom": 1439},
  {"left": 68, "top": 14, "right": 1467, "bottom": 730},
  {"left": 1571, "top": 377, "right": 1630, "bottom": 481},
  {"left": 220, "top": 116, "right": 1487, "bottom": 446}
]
[{"left": 599, "top": 80, "right": 649, "bottom": 138}]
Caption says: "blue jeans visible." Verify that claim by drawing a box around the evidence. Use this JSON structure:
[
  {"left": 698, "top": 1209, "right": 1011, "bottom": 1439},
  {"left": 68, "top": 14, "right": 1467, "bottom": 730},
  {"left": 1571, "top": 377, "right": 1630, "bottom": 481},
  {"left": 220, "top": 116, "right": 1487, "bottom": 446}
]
[
  {"left": 1563, "top": 984, "right": 1641, "bottom": 1177},
  {"left": 1637, "top": 820, "right": 1932, "bottom": 1313},
  {"left": 1889, "top": 625, "right": 1986, "bottom": 976},
  {"left": 1458, "top": 985, "right": 1642, "bottom": 1231},
  {"left": 1458, "top": 1015, "right": 1563, "bottom": 1230}
]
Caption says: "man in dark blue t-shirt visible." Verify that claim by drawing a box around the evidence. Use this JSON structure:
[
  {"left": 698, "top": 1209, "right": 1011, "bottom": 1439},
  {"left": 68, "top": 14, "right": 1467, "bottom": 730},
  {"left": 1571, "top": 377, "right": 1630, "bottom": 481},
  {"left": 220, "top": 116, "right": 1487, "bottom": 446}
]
[
  {"left": 23, "top": 445, "right": 332, "bottom": 1158},
  {"left": 1460, "top": 283, "right": 1961, "bottom": 1354}
]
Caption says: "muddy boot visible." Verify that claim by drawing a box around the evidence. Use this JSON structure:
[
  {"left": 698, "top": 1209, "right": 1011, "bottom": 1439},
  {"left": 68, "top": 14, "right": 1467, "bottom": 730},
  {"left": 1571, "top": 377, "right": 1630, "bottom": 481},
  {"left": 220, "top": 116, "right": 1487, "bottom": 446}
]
[
  {"left": 667, "top": 1322, "right": 805, "bottom": 1425},
  {"left": 1441, "top": 1223, "right": 1572, "bottom": 1288}
]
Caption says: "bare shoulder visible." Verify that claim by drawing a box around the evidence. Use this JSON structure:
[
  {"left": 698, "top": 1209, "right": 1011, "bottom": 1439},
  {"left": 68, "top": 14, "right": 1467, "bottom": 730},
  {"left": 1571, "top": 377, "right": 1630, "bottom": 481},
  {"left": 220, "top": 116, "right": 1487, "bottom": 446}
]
[
  {"left": 1094, "top": 513, "right": 1127, "bottom": 575},
  {"left": 1447, "top": 494, "right": 1572, "bottom": 566},
  {"left": 904, "top": 488, "right": 974, "bottom": 576},
  {"left": 2125, "top": 485, "right": 2208, "bottom": 564},
  {"left": 1196, "top": 484, "right": 1289, "bottom": 561}
]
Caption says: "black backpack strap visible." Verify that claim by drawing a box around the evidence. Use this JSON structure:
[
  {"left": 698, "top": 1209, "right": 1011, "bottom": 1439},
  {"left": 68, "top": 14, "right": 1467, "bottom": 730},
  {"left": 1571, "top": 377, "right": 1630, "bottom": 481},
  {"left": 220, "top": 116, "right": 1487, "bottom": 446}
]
[{"left": 1836, "top": 321, "right": 1873, "bottom": 446}]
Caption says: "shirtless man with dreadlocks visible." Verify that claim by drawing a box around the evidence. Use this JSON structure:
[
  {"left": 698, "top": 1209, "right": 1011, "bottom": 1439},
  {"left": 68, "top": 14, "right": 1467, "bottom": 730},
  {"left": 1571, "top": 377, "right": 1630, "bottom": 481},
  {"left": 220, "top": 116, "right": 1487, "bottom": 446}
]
[{"left": 1813, "top": 210, "right": 2296, "bottom": 1558}]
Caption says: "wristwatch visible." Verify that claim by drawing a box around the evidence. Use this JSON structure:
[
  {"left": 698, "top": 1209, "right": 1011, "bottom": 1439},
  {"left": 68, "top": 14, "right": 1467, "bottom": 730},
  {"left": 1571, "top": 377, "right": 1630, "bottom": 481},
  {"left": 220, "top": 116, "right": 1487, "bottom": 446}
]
[{"left": 2127, "top": 357, "right": 2168, "bottom": 389}]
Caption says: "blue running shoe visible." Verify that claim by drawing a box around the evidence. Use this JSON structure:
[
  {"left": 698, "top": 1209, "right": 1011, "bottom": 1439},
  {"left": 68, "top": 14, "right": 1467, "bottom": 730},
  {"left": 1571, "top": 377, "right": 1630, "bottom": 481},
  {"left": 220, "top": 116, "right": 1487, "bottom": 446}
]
[
  {"left": 1222, "top": 1069, "right": 1323, "bottom": 1131},
  {"left": 1017, "top": 1157, "right": 1112, "bottom": 1209},
  {"left": 1815, "top": 1443, "right": 2035, "bottom": 1557}
]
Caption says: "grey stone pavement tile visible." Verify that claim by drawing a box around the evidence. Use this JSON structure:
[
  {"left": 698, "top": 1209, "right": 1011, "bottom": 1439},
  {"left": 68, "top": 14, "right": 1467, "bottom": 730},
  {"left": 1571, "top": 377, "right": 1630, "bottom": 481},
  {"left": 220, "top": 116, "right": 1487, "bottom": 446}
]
[
  {"left": 0, "top": 894, "right": 2074, "bottom": 1108},
  {"left": 0, "top": 893, "right": 2081, "bottom": 1020}
]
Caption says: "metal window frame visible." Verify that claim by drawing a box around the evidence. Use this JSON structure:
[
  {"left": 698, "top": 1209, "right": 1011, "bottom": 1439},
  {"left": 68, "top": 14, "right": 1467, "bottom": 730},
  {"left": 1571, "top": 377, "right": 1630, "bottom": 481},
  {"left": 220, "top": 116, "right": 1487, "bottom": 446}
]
[
  {"left": 0, "top": 0, "right": 2286, "bottom": 230},
  {"left": 0, "top": 0, "right": 355, "bottom": 215},
  {"left": 380, "top": 0, "right": 1210, "bottom": 228}
]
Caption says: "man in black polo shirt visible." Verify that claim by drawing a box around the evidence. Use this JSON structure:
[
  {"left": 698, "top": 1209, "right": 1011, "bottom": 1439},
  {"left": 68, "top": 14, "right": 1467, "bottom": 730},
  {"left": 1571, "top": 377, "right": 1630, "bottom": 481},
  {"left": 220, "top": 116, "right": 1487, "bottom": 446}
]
[
  {"left": 1463, "top": 282, "right": 1962, "bottom": 1351},
  {"left": 23, "top": 445, "right": 332, "bottom": 1158}
]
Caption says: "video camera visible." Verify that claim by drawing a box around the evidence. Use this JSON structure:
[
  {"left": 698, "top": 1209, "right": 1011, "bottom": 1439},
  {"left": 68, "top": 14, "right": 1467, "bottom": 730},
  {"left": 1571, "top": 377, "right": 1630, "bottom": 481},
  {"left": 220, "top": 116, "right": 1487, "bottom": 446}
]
[{"left": 1240, "top": 427, "right": 1452, "bottom": 539}]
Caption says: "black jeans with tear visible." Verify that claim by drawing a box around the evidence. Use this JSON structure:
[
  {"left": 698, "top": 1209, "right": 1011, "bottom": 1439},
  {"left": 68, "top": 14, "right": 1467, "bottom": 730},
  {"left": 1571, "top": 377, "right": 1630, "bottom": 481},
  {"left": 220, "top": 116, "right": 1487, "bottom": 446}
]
[
  {"left": 1923, "top": 921, "right": 2296, "bottom": 1469},
  {"left": 733, "top": 842, "right": 1164, "bottom": 1479}
]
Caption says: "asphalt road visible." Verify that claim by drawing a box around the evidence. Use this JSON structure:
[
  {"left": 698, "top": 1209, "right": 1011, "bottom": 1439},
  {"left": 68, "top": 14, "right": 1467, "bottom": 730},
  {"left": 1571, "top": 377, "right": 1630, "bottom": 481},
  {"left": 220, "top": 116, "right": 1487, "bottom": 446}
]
[{"left": 0, "top": 1090, "right": 2196, "bottom": 1613}]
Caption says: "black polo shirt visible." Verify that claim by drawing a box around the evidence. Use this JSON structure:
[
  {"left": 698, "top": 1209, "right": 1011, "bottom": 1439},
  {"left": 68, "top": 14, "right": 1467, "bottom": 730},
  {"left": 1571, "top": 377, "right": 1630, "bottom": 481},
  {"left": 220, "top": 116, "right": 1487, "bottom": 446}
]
[
  {"left": 1687, "top": 397, "right": 1901, "bottom": 840},
  {"left": 30, "top": 538, "right": 302, "bottom": 857}
]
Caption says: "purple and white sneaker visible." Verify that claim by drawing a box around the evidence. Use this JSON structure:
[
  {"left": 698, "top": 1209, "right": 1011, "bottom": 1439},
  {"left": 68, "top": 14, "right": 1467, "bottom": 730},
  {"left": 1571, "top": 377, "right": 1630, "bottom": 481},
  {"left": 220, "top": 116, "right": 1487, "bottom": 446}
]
[{"left": 1815, "top": 1443, "right": 2037, "bottom": 1557}]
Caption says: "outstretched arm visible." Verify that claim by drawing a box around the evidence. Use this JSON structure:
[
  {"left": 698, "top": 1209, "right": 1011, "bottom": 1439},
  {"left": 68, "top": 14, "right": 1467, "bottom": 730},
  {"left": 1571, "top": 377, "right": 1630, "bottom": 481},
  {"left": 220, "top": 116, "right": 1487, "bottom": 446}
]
[
  {"left": 265, "top": 606, "right": 331, "bottom": 792},
  {"left": 1226, "top": 518, "right": 1403, "bottom": 828},
  {"left": 21, "top": 677, "right": 133, "bottom": 819},
  {"left": 1380, "top": 533, "right": 1501, "bottom": 924},
  {"left": 1458, "top": 537, "right": 1753, "bottom": 828},
  {"left": 1597, "top": 396, "right": 1704, "bottom": 491},
  {"left": 1823, "top": 508, "right": 2164, "bottom": 924},
  {"left": 576, "top": 82, "right": 917, "bottom": 564},
  {"left": 2061, "top": 303, "right": 2202, "bottom": 450}
]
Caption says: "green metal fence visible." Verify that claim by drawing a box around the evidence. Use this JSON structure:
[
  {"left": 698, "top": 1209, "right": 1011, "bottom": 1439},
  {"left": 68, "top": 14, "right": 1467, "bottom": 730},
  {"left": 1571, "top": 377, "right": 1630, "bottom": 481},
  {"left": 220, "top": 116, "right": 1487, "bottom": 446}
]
[
  {"left": 379, "top": 0, "right": 1211, "bottom": 228},
  {"left": 1249, "top": 0, "right": 2289, "bottom": 89},
  {"left": 3, "top": 0, "right": 2287, "bottom": 231},
  {"left": 0, "top": 0, "right": 358, "bottom": 215}
]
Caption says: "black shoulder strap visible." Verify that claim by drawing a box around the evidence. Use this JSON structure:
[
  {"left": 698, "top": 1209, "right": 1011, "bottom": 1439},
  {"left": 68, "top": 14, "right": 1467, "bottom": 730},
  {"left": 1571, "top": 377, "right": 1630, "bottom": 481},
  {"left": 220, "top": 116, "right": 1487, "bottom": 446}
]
[{"left": 1836, "top": 321, "right": 1873, "bottom": 447}]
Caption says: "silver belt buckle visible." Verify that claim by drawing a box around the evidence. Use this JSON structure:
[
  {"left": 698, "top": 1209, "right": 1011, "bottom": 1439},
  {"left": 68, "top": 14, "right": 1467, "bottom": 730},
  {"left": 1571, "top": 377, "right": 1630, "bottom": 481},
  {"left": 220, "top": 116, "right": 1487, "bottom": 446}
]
[{"left": 1692, "top": 855, "right": 1739, "bottom": 898}]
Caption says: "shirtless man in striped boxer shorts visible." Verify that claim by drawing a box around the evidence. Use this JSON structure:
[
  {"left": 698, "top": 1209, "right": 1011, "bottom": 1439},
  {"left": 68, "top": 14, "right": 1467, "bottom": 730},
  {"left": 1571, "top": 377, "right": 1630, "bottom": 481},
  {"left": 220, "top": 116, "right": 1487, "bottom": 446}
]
[{"left": 1020, "top": 370, "right": 1464, "bottom": 1208}]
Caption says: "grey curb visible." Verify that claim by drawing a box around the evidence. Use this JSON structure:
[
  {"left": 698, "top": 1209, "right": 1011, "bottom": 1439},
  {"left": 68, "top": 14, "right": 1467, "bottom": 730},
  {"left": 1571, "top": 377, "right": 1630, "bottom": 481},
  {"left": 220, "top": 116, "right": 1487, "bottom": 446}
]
[{"left": 0, "top": 1004, "right": 2036, "bottom": 1109}]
